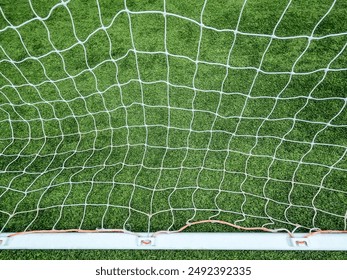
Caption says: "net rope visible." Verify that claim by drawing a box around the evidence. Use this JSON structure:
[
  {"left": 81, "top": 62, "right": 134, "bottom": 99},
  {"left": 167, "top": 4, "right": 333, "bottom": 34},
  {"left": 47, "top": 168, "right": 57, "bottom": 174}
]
[{"left": 0, "top": 0, "right": 346, "bottom": 234}]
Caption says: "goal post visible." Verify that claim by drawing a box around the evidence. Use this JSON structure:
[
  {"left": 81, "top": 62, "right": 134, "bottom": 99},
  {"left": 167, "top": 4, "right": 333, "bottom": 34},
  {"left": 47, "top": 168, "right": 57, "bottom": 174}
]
[
  {"left": 1, "top": 0, "right": 347, "bottom": 250},
  {"left": 1, "top": 232, "right": 347, "bottom": 250}
]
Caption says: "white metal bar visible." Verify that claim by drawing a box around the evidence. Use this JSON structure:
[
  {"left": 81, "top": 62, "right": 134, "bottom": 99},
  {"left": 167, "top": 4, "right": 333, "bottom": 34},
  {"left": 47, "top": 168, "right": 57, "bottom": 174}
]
[{"left": 1, "top": 232, "right": 347, "bottom": 250}]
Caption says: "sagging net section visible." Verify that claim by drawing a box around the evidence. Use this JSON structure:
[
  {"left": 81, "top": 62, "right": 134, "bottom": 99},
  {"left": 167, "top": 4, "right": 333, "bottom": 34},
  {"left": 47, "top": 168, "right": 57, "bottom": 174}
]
[{"left": 0, "top": 0, "right": 347, "bottom": 235}]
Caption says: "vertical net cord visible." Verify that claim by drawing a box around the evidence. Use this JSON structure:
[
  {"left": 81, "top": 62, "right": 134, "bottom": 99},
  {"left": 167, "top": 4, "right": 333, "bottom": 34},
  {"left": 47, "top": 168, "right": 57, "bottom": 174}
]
[
  {"left": 96, "top": 0, "right": 132, "bottom": 231},
  {"left": 165, "top": 0, "right": 209, "bottom": 229},
  {"left": 232, "top": 0, "right": 296, "bottom": 227},
  {"left": 204, "top": 0, "right": 249, "bottom": 223},
  {"left": 146, "top": 0, "right": 171, "bottom": 236},
  {"left": 122, "top": 0, "right": 151, "bottom": 232}
]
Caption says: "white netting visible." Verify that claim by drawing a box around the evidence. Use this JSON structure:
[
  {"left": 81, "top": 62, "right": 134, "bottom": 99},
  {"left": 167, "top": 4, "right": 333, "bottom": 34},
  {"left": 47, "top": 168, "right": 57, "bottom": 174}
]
[{"left": 0, "top": 0, "right": 347, "bottom": 234}]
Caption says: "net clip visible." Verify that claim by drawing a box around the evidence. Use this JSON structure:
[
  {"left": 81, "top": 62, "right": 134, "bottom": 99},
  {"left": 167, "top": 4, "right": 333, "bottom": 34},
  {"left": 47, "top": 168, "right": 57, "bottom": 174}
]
[
  {"left": 0, "top": 237, "right": 8, "bottom": 247},
  {"left": 137, "top": 237, "right": 155, "bottom": 247},
  {"left": 289, "top": 237, "right": 310, "bottom": 247}
]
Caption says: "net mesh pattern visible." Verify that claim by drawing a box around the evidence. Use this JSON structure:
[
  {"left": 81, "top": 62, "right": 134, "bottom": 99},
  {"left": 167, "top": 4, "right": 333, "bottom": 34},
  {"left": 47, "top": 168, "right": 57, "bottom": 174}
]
[{"left": 0, "top": 0, "right": 346, "bottom": 234}]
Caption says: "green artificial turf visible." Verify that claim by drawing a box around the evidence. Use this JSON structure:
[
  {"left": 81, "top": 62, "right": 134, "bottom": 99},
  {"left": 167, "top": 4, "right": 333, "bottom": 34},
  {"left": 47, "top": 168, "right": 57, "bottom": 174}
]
[
  {"left": 0, "top": 0, "right": 347, "bottom": 259},
  {"left": 0, "top": 249, "right": 347, "bottom": 260}
]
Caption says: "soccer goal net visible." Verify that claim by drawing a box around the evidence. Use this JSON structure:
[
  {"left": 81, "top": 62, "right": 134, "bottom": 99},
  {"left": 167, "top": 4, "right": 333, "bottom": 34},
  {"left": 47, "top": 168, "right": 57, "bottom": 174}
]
[{"left": 0, "top": 0, "right": 347, "bottom": 249}]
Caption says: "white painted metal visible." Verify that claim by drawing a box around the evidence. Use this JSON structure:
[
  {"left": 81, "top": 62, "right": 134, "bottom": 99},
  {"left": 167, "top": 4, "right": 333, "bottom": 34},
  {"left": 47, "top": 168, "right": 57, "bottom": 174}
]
[{"left": 0, "top": 232, "right": 346, "bottom": 250}]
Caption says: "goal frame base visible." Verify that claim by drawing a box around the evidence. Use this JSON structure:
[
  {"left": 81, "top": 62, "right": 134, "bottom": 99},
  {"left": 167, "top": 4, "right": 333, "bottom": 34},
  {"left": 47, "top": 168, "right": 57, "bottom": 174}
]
[{"left": 1, "top": 232, "right": 347, "bottom": 250}]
